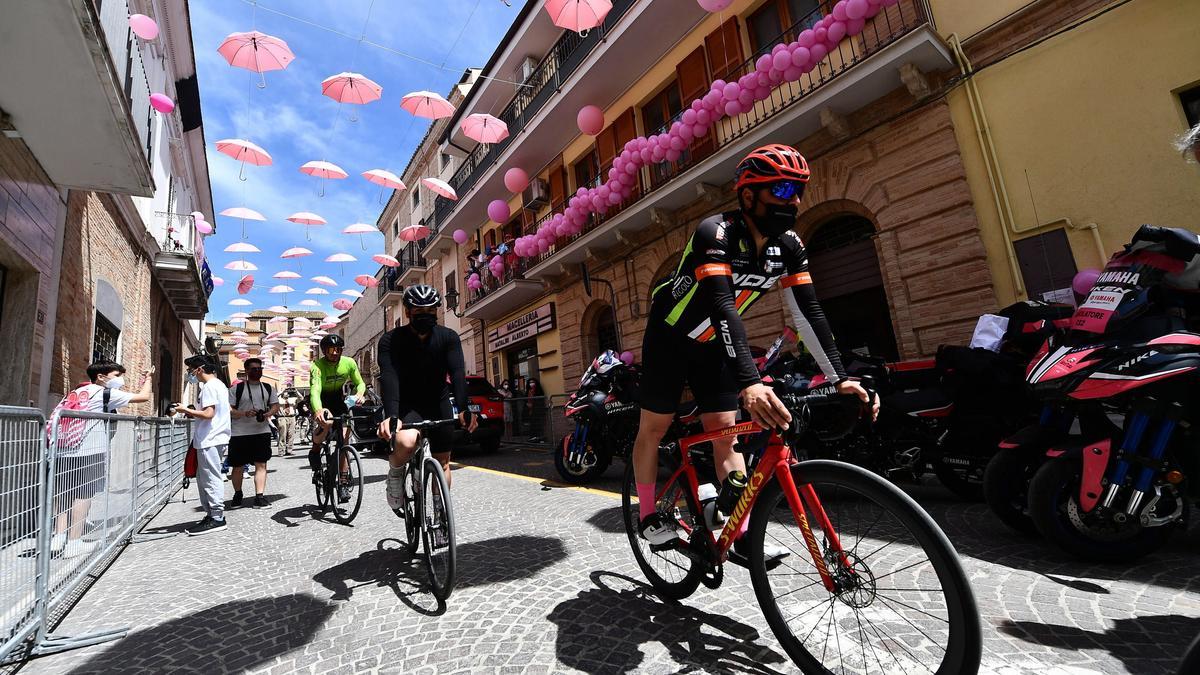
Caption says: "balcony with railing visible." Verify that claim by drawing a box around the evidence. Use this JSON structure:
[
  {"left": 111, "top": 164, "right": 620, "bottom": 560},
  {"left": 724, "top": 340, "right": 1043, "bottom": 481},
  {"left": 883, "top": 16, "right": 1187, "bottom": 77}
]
[
  {"left": 460, "top": 245, "right": 544, "bottom": 322},
  {"left": 0, "top": 0, "right": 155, "bottom": 195},
  {"left": 515, "top": 0, "right": 948, "bottom": 281},
  {"left": 397, "top": 239, "right": 430, "bottom": 286},
  {"left": 153, "top": 212, "right": 208, "bottom": 319},
  {"left": 424, "top": 0, "right": 709, "bottom": 250}
]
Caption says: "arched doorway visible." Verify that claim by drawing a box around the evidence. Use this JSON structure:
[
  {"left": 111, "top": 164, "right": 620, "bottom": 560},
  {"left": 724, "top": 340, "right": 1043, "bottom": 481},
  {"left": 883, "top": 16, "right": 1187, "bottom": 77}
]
[
  {"left": 805, "top": 215, "right": 898, "bottom": 360},
  {"left": 582, "top": 299, "right": 620, "bottom": 359}
]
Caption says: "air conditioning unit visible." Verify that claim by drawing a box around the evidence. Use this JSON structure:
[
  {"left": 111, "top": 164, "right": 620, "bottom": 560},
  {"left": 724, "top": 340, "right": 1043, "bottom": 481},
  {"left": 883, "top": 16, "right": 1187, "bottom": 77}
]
[
  {"left": 523, "top": 178, "right": 550, "bottom": 209},
  {"left": 519, "top": 56, "right": 539, "bottom": 84}
]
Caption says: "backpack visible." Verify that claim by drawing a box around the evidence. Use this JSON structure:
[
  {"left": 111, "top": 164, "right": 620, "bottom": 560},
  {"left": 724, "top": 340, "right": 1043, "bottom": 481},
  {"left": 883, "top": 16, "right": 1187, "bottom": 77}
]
[
  {"left": 235, "top": 381, "right": 272, "bottom": 410},
  {"left": 46, "top": 386, "right": 111, "bottom": 448}
]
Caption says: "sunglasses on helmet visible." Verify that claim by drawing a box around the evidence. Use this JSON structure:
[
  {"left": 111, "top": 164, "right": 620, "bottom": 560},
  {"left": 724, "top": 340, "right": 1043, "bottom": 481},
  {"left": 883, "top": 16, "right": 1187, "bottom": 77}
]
[{"left": 768, "top": 181, "right": 803, "bottom": 200}]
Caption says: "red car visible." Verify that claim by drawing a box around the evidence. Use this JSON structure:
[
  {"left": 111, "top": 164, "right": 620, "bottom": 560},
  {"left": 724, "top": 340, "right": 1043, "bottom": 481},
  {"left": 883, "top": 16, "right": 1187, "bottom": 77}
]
[{"left": 450, "top": 376, "right": 504, "bottom": 453}]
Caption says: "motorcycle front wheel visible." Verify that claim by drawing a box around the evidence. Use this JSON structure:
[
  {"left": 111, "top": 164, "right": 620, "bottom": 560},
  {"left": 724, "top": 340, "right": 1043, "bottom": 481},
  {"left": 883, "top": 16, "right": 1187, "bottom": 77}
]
[
  {"left": 983, "top": 447, "right": 1039, "bottom": 535},
  {"left": 554, "top": 432, "right": 610, "bottom": 484},
  {"left": 1028, "top": 455, "right": 1181, "bottom": 562}
]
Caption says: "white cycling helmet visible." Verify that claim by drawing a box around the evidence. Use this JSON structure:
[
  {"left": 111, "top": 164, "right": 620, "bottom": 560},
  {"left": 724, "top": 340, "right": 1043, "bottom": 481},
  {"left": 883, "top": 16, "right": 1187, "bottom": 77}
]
[{"left": 402, "top": 283, "right": 440, "bottom": 308}]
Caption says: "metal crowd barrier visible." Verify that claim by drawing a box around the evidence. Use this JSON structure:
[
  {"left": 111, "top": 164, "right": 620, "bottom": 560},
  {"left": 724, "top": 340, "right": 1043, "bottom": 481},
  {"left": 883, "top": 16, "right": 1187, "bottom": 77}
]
[
  {"left": 496, "top": 395, "right": 572, "bottom": 448},
  {"left": 0, "top": 407, "right": 191, "bottom": 664}
]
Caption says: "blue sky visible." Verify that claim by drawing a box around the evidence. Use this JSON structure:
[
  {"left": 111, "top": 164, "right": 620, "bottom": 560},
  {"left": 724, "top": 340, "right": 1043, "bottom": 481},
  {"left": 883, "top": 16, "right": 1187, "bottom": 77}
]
[{"left": 192, "top": 0, "right": 525, "bottom": 321}]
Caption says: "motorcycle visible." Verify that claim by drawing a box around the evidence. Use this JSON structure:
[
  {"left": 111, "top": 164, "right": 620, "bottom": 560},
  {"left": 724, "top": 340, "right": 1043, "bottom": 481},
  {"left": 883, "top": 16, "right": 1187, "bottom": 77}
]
[
  {"left": 776, "top": 302, "right": 1066, "bottom": 500},
  {"left": 987, "top": 225, "right": 1200, "bottom": 561}
]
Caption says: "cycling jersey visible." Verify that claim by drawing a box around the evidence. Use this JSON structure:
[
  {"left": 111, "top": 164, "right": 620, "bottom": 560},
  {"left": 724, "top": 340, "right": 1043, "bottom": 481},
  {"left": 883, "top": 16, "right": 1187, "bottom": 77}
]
[
  {"left": 309, "top": 356, "right": 366, "bottom": 412},
  {"left": 648, "top": 211, "right": 846, "bottom": 389},
  {"left": 377, "top": 324, "right": 469, "bottom": 421}
]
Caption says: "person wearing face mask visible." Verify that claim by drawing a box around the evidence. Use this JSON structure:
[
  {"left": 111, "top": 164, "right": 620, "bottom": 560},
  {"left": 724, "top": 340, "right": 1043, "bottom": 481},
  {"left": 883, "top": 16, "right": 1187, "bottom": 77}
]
[
  {"left": 629, "top": 144, "right": 878, "bottom": 563},
  {"left": 377, "top": 284, "right": 477, "bottom": 519},
  {"left": 308, "top": 334, "right": 366, "bottom": 504},
  {"left": 174, "top": 355, "right": 232, "bottom": 535},
  {"left": 48, "top": 361, "right": 153, "bottom": 558}
]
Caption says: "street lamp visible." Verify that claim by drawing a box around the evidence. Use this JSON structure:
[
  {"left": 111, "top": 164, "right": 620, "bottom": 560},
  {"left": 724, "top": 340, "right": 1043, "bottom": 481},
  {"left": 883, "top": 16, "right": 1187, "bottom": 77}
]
[{"left": 444, "top": 287, "right": 466, "bottom": 319}]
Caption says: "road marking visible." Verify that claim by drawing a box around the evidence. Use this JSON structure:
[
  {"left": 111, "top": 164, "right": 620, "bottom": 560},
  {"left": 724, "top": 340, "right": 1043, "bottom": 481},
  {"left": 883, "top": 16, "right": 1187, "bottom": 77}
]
[{"left": 450, "top": 462, "right": 622, "bottom": 500}]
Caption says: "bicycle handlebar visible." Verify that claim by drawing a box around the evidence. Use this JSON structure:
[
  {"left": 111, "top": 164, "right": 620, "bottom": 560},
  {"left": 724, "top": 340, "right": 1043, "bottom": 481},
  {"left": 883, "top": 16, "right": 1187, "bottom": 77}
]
[{"left": 387, "top": 417, "right": 459, "bottom": 435}]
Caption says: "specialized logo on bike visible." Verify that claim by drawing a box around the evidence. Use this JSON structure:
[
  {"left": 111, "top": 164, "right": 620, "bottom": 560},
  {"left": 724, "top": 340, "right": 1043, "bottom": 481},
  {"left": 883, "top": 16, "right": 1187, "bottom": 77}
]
[{"left": 719, "top": 470, "right": 767, "bottom": 550}]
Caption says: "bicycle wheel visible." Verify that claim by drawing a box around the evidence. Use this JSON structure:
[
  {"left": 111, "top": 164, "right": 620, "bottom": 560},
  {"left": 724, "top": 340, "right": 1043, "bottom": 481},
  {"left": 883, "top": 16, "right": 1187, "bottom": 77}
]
[
  {"left": 747, "top": 460, "right": 981, "bottom": 675},
  {"left": 314, "top": 446, "right": 330, "bottom": 511},
  {"left": 402, "top": 450, "right": 423, "bottom": 555},
  {"left": 332, "top": 445, "right": 364, "bottom": 525},
  {"left": 421, "top": 456, "right": 457, "bottom": 600},
  {"left": 620, "top": 461, "right": 704, "bottom": 600}
]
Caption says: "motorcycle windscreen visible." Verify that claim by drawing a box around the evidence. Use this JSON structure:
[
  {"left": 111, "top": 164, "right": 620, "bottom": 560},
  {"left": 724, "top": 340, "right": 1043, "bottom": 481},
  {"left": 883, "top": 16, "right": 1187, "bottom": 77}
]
[{"left": 1070, "top": 248, "right": 1185, "bottom": 334}]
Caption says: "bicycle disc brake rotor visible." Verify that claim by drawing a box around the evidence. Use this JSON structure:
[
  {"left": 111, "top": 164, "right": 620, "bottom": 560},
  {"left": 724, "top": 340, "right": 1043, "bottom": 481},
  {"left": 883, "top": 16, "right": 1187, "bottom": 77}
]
[{"left": 826, "top": 549, "right": 878, "bottom": 609}]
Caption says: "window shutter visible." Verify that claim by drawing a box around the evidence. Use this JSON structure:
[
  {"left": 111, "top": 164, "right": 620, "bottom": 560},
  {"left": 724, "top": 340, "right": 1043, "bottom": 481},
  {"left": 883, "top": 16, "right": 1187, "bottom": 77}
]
[
  {"left": 704, "top": 17, "right": 743, "bottom": 82},
  {"left": 613, "top": 108, "right": 641, "bottom": 202},
  {"left": 547, "top": 156, "right": 566, "bottom": 212},
  {"left": 597, "top": 125, "right": 618, "bottom": 171},
  {"left": 675, "top": 47, "right": 715, "bottom": 161}
]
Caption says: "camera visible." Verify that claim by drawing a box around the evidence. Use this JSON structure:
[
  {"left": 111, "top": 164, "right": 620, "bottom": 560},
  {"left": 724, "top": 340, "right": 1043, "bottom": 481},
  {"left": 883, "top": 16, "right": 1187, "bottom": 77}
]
[{"left": 255, "top": 410, "right": 266, "bottom": 423}]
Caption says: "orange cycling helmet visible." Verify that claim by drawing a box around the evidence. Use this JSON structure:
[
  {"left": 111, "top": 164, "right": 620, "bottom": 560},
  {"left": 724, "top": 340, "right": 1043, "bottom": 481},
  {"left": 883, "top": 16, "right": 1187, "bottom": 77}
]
[{"left": 734, "top": 143, "right": 811, "bottom": 191}]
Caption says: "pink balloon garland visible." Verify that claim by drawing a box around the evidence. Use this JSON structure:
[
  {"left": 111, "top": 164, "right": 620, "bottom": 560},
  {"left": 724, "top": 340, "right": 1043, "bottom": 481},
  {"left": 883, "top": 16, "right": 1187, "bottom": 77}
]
[{"left": 503, "top": 0, "right": 893, "bottom": 262}]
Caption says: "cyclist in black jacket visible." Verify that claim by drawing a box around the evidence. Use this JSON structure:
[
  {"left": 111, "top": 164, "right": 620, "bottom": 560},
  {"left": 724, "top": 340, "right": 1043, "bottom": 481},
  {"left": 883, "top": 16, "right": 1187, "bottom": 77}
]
[
  {"left": 377, "top": 284, "right": 477, "bottom": 513},
  {"left": 633, "top": 144, "right": 877, "bottom": 556}
]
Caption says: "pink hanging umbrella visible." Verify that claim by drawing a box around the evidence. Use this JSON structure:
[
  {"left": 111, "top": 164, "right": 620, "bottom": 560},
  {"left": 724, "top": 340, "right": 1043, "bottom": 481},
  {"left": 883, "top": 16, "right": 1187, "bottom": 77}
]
[
  {"left": 362, "top": 169, "right": 407, "bottom": 204},
  {"left": 460, "top": 113, "right": 509, "bottom": 144},
  {"left": 237, "top": 275, "right": 255, "bottom": 294},
  {"left": 215, "top": 139, "right": 273, "bottom": 180},
  {"left": 355, "top": 274, "right": 379, "bottom": 288},
  {"left": 332, "top": 299, "right": 354, "bottom": 311},
  {"left": 311, "top": 275, "right": 338, "bottom": 287},
  {"left": 544, "top": 0, "right": 612, "bottom": 33},
  {"left": 225, "top": 260, "right": 257, "bottom": 271},
  {"left": 273, "top": 270, "right": 301, "bottom": 279},
  {"left": 322, "top": 72, "right": 381, "bottom": 123},
  {"left": 229, "top": 298, "right": 253, "bottom": 306},
  {"left": 372, "top": 253, "right": 399, "bottom": 267},
  {"left": 343, "top": 222, "right": 376, "bottom": 250},
  {"left": 281, "top": 246, "right": 313, "bottom": 272},
  {"left": 300, "top": 161, "right": 348, "bottom": 196},
  {"left": 268, "top": 306, "right": 289, "bottom": 314},
  {"left": 399, "top": 223, "right": 429, "bottom": 242},
  {"left": 306, "top": 288, "right": 330, "bottom": 295},
  {"left": 324, "top": 252, "right": 356, "bottom": 275},
  {"left": 230, "top": 312, "right": 251, "bottom": 319},
  {"left": 211, "top": 275, "right": 225, "bottom": 287},
  {"left": 229, "top": 331, "right": 249, "bottom": 339},
  {"left": 218, "top": 31, "right": 295, "bottom": 88},
  {"left": 287, "top": 211, "right": 327, "bottom": 241},
  {"left": 340, "top": 289, "right": 364, "bottom": 299},
  {"left": 269, "top": 284, "right": 296, "bottom": 305},
  {"left": 219, "top": 205, "right": 266, "bottom": 237},
  {"left": 421, "top": 177, "right": 458, "bottom": 200},
  {"left": 223, "top": 242, "right": 260, "bottom": 253},
  {"left": 400, "top": 91, "right": 456, "bottom": 120}
]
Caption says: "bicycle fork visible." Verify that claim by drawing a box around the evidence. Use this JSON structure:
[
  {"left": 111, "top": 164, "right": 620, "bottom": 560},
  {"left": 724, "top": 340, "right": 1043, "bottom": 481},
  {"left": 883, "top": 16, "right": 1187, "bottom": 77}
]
[{"left": 775, "top": 461, "right": 853, "bottom": 594}]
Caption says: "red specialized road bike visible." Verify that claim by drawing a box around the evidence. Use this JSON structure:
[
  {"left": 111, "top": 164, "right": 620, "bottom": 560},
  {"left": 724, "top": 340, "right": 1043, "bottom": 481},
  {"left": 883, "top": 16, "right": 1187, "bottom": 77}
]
[{"left": 622, "top": 391, "right": 981, "bottom": 674}]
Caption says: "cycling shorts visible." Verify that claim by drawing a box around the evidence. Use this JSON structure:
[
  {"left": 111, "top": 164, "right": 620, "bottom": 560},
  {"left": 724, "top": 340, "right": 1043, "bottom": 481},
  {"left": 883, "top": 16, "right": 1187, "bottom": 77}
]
[
  {"left": 638, "top": 320, "right": 739, "bottom": 415},
  {"left": 395, "top": 398, "right": 454, "bottom": 456},
  {"left": 318, "top": 394, "right": 349, "bottom": 418}
]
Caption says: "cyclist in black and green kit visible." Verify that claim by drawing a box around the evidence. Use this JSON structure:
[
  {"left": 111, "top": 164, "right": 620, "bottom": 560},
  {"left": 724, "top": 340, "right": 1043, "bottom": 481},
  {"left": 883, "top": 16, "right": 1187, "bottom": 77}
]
[{"left": 308, "top": 334, "right": 366, "bottom": 502}]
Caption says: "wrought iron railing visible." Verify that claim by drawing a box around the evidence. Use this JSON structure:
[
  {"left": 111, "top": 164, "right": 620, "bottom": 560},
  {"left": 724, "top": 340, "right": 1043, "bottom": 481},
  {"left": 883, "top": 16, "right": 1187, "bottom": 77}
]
[
  {"left": 426, "top": 0, "right": 640, "bottom": 241},
  {"left": 518, "top": 0, "right": 928, "bottom": 270}
]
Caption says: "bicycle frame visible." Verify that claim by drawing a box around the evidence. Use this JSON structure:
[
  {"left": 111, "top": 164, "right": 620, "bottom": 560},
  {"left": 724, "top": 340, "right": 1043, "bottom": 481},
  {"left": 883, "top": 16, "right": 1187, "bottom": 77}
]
[{"left": 665, "top": 420, "right": 852, "bottom": 593}]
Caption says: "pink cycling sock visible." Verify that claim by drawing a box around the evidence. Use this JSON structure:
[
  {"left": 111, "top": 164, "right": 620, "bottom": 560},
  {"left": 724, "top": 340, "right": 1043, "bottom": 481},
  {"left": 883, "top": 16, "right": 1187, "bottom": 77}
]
[{"left": 636, "top": 482, "right": 657, "bottom": 520}]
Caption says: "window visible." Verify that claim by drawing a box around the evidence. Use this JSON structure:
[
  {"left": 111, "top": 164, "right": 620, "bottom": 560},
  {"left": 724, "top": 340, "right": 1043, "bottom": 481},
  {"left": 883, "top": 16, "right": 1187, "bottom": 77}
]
[
  {"left": 444, "top": 272, "right": 456, "bottom": 296},
  {"left": 748, "top": 0, "right": 822, "bottom": 52},
  {"left": 393, "top": 218, "right": 399, "bottom": 238},
  {"left": 412, "top": 191, "right": 420, "bottom": 210},
  {"left": 1014, "top": 229, "right": 1079, "bottom": 302},
  {"left": 573, "top": 150, "right": 601, "bottom": 191},
  {"left": 439, "top": 152, "right": 451, "bottom": 171},
  {"left": 1181, "top": 84, "right": 1200, "bottom": 127},
  {"left": 642, "top": 83, "right": 685, "bottom": 187},
  {"left": 93, "top": 313, "right": 120, "bottom": 363},
  {"left": 596, "top": 309, "right": 619, "bottom": 354}
]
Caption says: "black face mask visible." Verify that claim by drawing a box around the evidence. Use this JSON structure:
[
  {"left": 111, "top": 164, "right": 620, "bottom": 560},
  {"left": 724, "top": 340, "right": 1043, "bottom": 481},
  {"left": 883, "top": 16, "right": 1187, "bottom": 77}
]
[
  {"left": 756, "top": 202, "right": 798, "bottom": 237},
  {"left": 411, "top": 314, "right": 437, "bottom": 334}
]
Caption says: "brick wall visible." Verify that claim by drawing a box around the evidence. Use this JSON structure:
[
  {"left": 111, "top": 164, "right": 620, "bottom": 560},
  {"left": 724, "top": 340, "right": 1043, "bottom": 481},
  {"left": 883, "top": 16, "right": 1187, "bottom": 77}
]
[
  {"left": 52, "top": 191, "right": 180, "bottom": 416},
  {"left": 0, "top": 134, "right": 66, "bottom": 406}
]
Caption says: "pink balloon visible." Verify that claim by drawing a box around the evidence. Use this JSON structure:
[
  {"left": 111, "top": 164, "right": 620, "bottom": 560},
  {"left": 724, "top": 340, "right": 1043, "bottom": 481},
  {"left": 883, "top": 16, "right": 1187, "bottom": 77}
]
[
  {"left": 1072, "top": 269, "right": 1102, "bottom": 297},
  {"left": 665, "top": 149, "right": 681, "bottom": 162},
  {"left": 738, "top": 90, "right": 753, "bottom": 107},
  {"left": 791, "top": 46, "right": 811, "bottom": 67},
  {"left": 669, "top": 135, "right": 685, "bottom": 151},
  {"left": 814, "top": 27, "right": 828, "bottom": 43},
  {"left": 846, "top": 0, "right": 869, "bottom": 19},
  {"left": 651, "top": 147, "right": 666, "bottom": 163},
  {"left": 692, "top": 123, "right": 707, "bottom": 137},
  {"left": 607, "top": 192, "right": 621, "bottom": 205},
  {"left": 810, "top": 43, "right": 829, "bottom": 62},
  {"left": 150, "top": 93, "right": 175, "bottom": 114},
  {"left": 783, "top": 66, "right": 803, "bottom": 82},
  {"left": 696, "top": 0, "right": 733, "bottom": 10},
  {"left": 696, "top": 109, "right": 711, "bottom": 125},
  {"left": 724, "top": 100, "right": 742, "bottom": 117},
  {"left": 452, "top": 229, "right": 468, "bottom": 244},
  {"left": 129, "top": 14, "right": 159, "bottom": 40},
  {"left": 756, "top": 54, "right": 773, "bottom": 74},
  {"left": 503, "top": 167, "right": 529, "bottom": 192},
  {"left": 196, "top": 220, "right": 213, "bottom": 235},
  {"left": 722, "top": 82, "right": 740, "bottom": 101},
  {"left": 798, "top": 29, "right": 816, "bottom": 48},
  {"left": 619, "top": 351, "right": 634, "bottom": 365},
  {"left": 772, "top": 51, "right": 792, "bottom": 72},
  {"left": 833, "top": 2, "right": 849, "bottom": 21},
  {"left": 487, "top": 199, "right": 510, "bottom": 223},
  {"left": 828, "top": 21, "right": 847, "bottom": 43},
  {"left": 847, "top": 17, "right": 866, "bottom": 35},
  {"left": 577, "top": 105, "right": 605, "bottom": 136}
]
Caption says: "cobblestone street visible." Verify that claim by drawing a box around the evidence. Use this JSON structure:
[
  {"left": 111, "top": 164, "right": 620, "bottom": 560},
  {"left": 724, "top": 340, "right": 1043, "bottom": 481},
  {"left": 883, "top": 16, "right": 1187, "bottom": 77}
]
[{"left": 18, "top": 443, "right": 1200, "bottom": 675}]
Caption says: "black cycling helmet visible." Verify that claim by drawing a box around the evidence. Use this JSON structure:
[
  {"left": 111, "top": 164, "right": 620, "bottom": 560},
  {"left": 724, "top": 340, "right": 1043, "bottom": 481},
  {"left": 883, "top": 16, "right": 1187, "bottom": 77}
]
[
  {"left": 319, "top": 334, "right": 345, "bottom": 350},
  {"left": 402, "top": 283, "right": 441, "bottom": 308}
]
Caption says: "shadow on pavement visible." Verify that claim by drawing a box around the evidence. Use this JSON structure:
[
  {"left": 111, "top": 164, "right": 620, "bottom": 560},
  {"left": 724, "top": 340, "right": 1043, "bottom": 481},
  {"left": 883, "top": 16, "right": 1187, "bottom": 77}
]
[
  {"left": 270, "top": 503, "right": 327, "bottom": 529},
  {"left": 585, "top": 505, "right": 625, "bottom": 534},
  {"left": 454, "top": 534, "right": 567, "bottom": 589},
  {"left": 62, "top": 592, "right": 335, "bottom": 674},
  {"left": 311, "top": 539, "right": 445, "bottom": 616},
  {"left": 548, "top": 571, "right": 789, "bottom": 675},
  {"left": 999, "top": 614, "right": 1200, "bottom": 674}
]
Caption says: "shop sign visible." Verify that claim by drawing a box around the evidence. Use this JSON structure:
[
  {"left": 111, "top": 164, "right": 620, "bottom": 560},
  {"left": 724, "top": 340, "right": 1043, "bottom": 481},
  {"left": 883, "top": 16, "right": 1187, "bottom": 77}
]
[{"left": 489, "top": 303, "right": 555, "bottom": 351}]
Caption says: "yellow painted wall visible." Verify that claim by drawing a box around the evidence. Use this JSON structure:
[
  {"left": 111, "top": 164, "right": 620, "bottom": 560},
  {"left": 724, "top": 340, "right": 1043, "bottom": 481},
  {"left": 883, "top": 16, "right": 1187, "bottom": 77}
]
[
  {"left": 928, "top": 0, "right": 1032, "bottom": 40},
  {"left": 945, "top": 0, "right": 1200, "bottom": 305},
  {"left": 485, "top": 295, "right": 564, "bottom": 396}
]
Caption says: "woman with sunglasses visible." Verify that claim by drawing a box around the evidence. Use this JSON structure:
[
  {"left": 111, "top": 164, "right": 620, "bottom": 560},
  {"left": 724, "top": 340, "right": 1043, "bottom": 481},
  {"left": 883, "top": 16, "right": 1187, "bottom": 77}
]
[{"left": 631, "top": 144, "right": 877, "bottom": 558}]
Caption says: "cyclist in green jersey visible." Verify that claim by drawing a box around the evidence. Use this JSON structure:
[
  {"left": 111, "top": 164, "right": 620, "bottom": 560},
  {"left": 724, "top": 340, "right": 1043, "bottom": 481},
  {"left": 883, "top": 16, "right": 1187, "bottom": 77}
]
[{"left": 308, "top": 334, "right": 366, "bottom": 502}]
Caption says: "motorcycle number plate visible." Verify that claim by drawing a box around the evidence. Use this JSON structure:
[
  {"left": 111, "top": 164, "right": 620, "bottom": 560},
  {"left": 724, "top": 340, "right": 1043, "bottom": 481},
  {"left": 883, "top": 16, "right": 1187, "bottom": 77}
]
[{"left": 468, "top": 404, "right": 481, "bottom": 413}]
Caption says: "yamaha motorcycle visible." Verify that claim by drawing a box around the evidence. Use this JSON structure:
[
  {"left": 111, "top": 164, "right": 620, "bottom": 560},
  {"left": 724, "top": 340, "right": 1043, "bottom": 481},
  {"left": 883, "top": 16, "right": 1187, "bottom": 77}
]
[{"left": 986, "top": 225, "right": 1200, "bottom": 561}]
